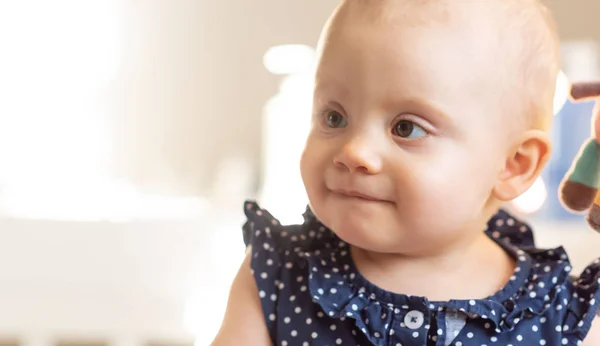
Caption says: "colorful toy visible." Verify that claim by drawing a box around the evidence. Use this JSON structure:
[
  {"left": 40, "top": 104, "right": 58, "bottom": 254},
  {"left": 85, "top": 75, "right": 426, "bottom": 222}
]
[{"left": 559, "top": 82, "right": 600, "bottom": 230}]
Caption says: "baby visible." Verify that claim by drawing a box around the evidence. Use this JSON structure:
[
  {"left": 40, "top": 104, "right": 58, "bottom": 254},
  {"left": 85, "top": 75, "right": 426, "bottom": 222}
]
[{"left": 212, "top": 0, "right": 600, "bottom": 345}]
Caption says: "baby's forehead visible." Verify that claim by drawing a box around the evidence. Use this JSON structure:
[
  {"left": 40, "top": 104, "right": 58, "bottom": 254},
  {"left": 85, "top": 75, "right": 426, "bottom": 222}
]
[{"left": 324, "top": 0, "right": 559, "bottom": 129}]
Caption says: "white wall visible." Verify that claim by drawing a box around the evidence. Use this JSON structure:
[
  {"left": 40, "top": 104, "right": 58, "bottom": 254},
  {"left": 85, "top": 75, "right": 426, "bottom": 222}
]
[{"left": 0, "top": 208, "right": 246, "bottom": 346}]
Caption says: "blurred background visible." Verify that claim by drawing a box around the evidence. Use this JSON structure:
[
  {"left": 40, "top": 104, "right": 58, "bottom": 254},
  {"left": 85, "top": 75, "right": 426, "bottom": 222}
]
[{"left": 0, "top": 0, "right": 599, "bottom": 345}]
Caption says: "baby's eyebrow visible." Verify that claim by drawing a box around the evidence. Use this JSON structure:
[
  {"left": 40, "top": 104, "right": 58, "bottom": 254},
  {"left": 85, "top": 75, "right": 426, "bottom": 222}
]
[
  {"left": 395, "top": 95, "right": 451, "bottom": 126},
  {"left": 313, "top": 78, "right": 350, "bottom": 99}
]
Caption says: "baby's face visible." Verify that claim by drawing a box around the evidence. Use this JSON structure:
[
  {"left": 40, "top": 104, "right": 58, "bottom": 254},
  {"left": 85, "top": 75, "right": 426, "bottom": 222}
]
[{"left": 300, "top": 3, "right": 515, "bottom": 254}]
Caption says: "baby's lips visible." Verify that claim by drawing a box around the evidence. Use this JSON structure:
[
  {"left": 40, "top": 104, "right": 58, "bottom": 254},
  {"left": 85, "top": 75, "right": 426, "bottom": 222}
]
[{"left": 570, "top": 82, "right": 600, "bottom": 101}]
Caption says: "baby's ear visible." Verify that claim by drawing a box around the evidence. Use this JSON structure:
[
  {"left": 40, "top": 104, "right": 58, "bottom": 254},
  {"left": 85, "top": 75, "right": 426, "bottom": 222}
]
[{"left": 492, "top": 130, "right": 552, "bottom": 202}]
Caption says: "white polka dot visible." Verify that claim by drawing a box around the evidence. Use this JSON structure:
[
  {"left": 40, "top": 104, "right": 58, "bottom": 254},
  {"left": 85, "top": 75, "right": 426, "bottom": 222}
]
[
  {"left": 540, "top": 317, "right": 547, "bottom": 323},
  {"left": 467, "top": 332, "right": 473, "bottom": 338},
  {"left": 311, "top": 332, "right": 318, "bottom": 339},
  {"left": 352, "top": 304, "right": 358, "bottom": 311},
  {"left": 437, "top": 329, "right": 443, "bottom": 335},
  {"left": 491, "top": 336, "right": 498, "bottom": 342},
  {"left": 281, "top": 341, "right": 287, "bottom": 346},
  {"left": 562, "top": 338, "right": 568, "bottom": 345},
  {"left": 555, "top": 325, "right": 562, "bottom": 332},
  {"left": 374, "top": 332, "right": 380, "bottom": 338},
  {"left": 330, "top": 288, "right": 337, "bottom": 294},
  {"left": 336, "top": 339, "right": 342, "bottom": 345},
  {"left": 306, "top": 318, "right": 312, "bottom": 325},
  {"left": 412, "top": 332, "right": 419, "bottom": 338},
  {"left": 284, "top": 317, "right": 291, "bottom": 323},
  {"left": 295, "top": 307, "right": 301, "bottom": 313},
  {"left": 270, "top": 294, "right": 277, "bottom": 301},
  {"left": 259, "top": 290, "right": 266, "bottom": 298},
  {"left": 485, "top": 323, "right": 491, "bottom": 329},
  {"left": 269, "top": 314, "right": 276, "bottom": 321},
  {"left": 517, "top": 335, "right": 523, "bottom": 341},
  {"left": 556, "top": 304, "right": 563, "bottom": 311},
  {"left": 289, "top": 295, "right": 296, "bottom": 302},
  {"left": 530, "top": 292, "right": 537, "bottom": 298},
  {"left": 317, "top": 288, "right": 324, "bottom": 295},
  {"left": 469, "top": 300, "right": 476, "bottom": 306},
  {"left": 290, "top": 330, "right": 297, "bottom": 337},
  {"left": 540, "top": 340, "right": 546, "bottom": 345},
  {"left": 456, "top": 342, "right": 463, "bottom": 346},
  {"left": 533, "top": 325, "right": 539, "bottom": 332}
]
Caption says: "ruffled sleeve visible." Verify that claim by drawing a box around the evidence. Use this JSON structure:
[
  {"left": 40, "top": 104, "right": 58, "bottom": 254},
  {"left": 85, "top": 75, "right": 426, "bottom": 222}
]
[
  {"left": 241, "top": 200, "right": 322, "bottom": 342},
  {"left": 562, "top": 259, "right": 600, "bottom": 343},
  {"left": 241, "top": 201, "right": 285, "bottom": 341}
]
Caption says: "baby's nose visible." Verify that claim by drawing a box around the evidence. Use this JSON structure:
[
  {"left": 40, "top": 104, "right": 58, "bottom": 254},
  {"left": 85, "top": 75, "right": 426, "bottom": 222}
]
[{"left": 333, "top": 135, "right": 383, "bottom": 174}]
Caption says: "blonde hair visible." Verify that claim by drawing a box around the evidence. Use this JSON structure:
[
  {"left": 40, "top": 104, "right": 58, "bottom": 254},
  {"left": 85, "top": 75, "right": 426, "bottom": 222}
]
[{"left": 500, "top": 0, "right": 561, "bottom": 130}]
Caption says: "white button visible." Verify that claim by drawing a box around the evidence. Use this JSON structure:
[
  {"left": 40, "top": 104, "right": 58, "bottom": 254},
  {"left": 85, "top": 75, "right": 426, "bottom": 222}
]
[{"left": 404, "top": 310, "right": 425, "bottom": 330}]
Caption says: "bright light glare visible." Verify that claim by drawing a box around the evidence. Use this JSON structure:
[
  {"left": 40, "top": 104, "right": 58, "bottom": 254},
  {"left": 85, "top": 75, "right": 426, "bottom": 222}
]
[
  {"left": 0, "top": 0, "right": 199, "bottom": 221},
  {"left": 259, "top": 72, "right": 313, "bottom": 225},
  {"left": 512, "top": 177, "right": 548, "bottom": 214},
  {"left": 554, "top": 70, "right": 570, "bottom": 115},
  {"left": 263, "top": 44, "right": 316, "bottom": 75}
]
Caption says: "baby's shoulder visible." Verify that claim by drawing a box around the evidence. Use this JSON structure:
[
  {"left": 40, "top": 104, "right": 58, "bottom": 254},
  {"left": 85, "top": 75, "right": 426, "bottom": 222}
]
[
  {"left": 492, "top": 210, "right": 600, "bottom": 343},
  {"left": 242, "top": 200, "right": 332, "bottom": 258}
]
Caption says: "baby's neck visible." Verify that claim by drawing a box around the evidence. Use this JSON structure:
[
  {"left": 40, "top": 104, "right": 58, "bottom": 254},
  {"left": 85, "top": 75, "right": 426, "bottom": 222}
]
[{"left": 350, "top": 233, "right": 515, "bottom": 302}]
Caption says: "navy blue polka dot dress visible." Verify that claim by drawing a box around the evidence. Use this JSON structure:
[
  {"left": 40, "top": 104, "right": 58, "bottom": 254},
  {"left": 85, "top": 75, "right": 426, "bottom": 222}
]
[{"left": 242, "top": 201, "right": 600, "bottom": 345}]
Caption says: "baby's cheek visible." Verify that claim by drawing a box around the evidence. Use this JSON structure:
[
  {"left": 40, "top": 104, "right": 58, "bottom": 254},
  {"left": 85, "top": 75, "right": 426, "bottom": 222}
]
[{"left": 411, "top": 162, "right": 478, "bottom": 214}]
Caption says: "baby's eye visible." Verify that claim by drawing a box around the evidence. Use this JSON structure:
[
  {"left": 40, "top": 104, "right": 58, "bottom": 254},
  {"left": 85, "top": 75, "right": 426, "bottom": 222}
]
[
  {"left": 392, "top": 120, "right": 427, "bottom": 139},
  {"left": 324, "top": 110, "right": 348, "bottom": 128}
]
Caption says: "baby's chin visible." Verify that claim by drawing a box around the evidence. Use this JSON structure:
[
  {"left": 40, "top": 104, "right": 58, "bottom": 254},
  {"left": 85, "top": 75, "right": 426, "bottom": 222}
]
[{"left": 320, "top": 212, "right": 414, "bottom": 253}]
